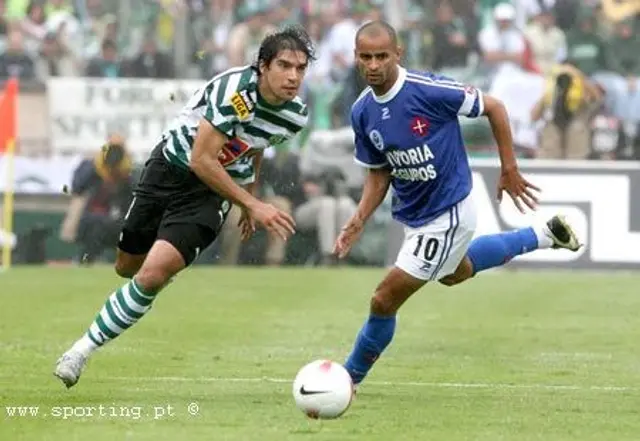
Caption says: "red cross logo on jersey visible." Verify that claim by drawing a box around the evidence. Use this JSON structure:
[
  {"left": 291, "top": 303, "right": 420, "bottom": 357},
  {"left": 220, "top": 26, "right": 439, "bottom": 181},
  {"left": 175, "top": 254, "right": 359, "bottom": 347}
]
[{"left": 411, "top": 116, "right": 429, "bottom": 137}]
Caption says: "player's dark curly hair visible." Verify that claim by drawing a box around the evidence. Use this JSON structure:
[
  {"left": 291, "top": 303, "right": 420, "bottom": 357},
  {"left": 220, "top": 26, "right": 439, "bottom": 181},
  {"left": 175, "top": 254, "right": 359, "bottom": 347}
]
[{"left": 252, "top": 25, "right": 316, "bottom": 73}]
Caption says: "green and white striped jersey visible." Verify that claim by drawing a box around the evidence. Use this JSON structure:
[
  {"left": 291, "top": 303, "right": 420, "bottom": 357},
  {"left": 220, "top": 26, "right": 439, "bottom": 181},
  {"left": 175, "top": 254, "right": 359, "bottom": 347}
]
[{"left": 160, "top": 65, "right": 309, "bottom": 185}]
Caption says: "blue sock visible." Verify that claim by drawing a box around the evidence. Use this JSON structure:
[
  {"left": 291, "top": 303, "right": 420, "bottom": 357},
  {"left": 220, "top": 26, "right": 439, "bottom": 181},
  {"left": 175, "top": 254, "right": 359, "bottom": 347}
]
[
  {"left": 467, "top": 227, "right": 540, "bottom": 274},
  {"left": 344, "top": 314, "right": 396, "bottom": 385}
]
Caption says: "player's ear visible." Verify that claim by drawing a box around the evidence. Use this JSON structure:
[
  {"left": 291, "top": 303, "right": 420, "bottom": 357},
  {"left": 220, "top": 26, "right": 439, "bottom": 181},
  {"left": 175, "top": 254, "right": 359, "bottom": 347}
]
[
  {"left": 258, "top": 60, "right": 267, "bottom": 76},
  {"left": 395, "top": 45, "right": 403, "bottom": 62}
]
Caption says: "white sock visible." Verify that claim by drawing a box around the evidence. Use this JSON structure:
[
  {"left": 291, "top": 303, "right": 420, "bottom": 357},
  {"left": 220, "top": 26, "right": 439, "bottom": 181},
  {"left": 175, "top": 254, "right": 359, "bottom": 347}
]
[
  {"left": 534, "top": 225, "right": 554, "bottom": 249},
  {"left": 70, "top": 335, "right": 98, "bottom": 358}
]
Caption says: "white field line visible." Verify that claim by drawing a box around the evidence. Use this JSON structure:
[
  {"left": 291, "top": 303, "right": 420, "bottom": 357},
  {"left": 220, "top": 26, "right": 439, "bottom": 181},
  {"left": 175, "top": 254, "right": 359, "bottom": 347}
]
[{"left": 112, "top": 376, "right": 633, "bottom": 392}]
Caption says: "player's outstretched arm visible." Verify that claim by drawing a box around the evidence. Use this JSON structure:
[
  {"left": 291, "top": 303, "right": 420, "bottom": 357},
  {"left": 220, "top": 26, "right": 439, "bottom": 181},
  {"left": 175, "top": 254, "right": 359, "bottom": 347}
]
[
  {"left": 483, "top": 95, "right": 540, "bottom": 213},
  {"left": 333, "top": 168, "right": 391, "bottom": 259},
  {"left": 483, "top": 95, "right": 518, "bottom": 172},
  {"left": 190, "top": 119, "right": 295, "bottom": 240}
]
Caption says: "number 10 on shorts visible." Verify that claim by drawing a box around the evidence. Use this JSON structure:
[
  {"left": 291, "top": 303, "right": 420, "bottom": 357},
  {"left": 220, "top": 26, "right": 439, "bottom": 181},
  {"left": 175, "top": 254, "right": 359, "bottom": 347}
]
[{"left": 412, "top": 234, "right": 439, "bottom": 261}]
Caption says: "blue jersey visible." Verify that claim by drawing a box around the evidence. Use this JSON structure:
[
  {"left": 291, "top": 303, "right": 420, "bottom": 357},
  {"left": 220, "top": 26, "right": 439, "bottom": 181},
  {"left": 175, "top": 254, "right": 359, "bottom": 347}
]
[{"left": 351, "top": 66, "right": 484, "bottom": 228}]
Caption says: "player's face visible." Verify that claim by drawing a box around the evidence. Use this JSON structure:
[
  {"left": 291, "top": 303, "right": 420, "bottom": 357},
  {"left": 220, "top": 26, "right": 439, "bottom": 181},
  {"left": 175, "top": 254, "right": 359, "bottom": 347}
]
[
  {"left": 260, "top": 50, "right": 309, "bottom": 103},
  {"left": 355, "top": 33, "right": 401, "bottom": 89}
]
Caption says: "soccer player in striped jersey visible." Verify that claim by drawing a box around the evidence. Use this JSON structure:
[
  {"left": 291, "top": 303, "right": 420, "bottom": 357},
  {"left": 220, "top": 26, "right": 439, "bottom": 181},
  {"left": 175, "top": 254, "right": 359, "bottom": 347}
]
[
  {"left": 54, "top": 26, "right": 315, "bottom": 388},
  {"left": 333, "top": 21, "right": 582, "bottom": 387}
]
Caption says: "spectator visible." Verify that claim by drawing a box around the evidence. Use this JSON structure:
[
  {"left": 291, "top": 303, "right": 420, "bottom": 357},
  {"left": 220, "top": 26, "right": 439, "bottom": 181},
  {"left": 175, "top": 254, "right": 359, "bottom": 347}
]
[
  {"left": 226, "top": 6, "right": 277, "bottom": 68},
  {"left": 192, "top": 0, "right": 234, "bottom": 77},
  {"left": 35, "top": 31, "right": 77, "bottom": 79},
  {"left": 531, "top": 63, "right": 603, "bottom": 158},
  {"left": 432, "top": 0, "right": 472, "bottom": 71},
  {"left": 86, "top": 39, "right": 121, "bottom": 78},
  {"left": 478, "top": 3, "right": 526, "bottom": 76},
  {"left": 565, "top": 11, "right": 608, "bottom": 77},
  {"left": 0, "top": 27, "right": 36, "bottom": 80},
  {"left": 294, "top": 128, "right": 361, "bottom": 265},
  {"left": 60, "top": 135, "right": 134, "bottom": 264},
  {"left": 127, "top": 35, "right": 174, "bottom": 78},
  {"left": 20, "top": 1, "right": 47, "bottom": 56},
  {"left": 524, "top": 8, "right": 566, "bottom": 76},
  {"left": 592, "top": 16, "right": 640, "bottom": 145}
]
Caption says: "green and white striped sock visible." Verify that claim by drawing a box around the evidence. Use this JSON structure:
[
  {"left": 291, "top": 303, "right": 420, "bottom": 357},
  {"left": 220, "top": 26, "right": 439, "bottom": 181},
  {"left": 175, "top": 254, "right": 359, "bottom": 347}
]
[{"left": 70, "top": 278, "right": 158, "bottom": 357}]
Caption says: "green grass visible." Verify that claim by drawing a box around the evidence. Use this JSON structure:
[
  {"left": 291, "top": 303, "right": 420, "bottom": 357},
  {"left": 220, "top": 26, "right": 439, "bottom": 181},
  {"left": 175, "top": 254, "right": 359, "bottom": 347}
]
[{"left": 1, "top": 266, "right": 640, "bottom": 440}]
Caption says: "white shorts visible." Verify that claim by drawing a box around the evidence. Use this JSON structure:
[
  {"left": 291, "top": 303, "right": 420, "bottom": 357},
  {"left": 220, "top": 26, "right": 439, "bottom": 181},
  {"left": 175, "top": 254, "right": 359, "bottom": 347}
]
[{"left": 395, "top": 193, "right": 477, "bottom": 281}]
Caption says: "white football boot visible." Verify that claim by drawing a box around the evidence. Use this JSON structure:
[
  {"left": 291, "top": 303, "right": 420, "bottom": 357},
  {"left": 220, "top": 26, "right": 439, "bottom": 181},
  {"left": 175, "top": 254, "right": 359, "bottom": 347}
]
[{"left": 54, "top": 350, "right": 87, "bottom": 388}]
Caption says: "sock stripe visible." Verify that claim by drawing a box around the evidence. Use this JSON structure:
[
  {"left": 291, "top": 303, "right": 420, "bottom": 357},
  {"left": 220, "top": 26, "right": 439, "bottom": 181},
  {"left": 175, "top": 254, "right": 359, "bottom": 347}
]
[
  {"left": 74, "top": 280, "right": 158, "bottom": 355},
  {"left": 110, "top": 297, "right": 136, "bottom": 325},
  {"left": 95, "top": 315, "right": 119, "bottom": 339},
  {"left": 131, "top": 279, "right": 156, "bottom": 300},
  {"left": 105, "top": 299, "right": 132, "bottom": 330},
  {"left": 122, "top": 284, "right": 152, "bottom": 310},
  {"left": 98, "top": 306, "right": 127, "bottom": 334},
  {"left": 115, "top": 289, "right": 144, "bottom": 319},
  {"left": 87, "top": 330, "right": 102, "bottom": 346},
  {"left": 128, "top": 282, "right": 154, "bottom": 307}
]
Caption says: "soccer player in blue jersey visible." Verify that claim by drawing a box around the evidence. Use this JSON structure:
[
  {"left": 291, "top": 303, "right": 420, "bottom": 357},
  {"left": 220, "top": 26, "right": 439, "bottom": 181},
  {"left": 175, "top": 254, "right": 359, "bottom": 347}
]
[{"left": 333, "top": 21, "right": 582, "bottom": 387}]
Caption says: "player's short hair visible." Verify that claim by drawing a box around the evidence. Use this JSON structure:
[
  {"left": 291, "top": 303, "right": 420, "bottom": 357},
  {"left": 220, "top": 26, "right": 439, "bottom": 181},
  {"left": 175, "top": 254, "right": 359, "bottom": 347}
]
[
  {"left": 355, "top": 20, "right": 398, "bottom": 47},
  {"left": 253, "top": 25, "right": 316, "bottom": 72}
]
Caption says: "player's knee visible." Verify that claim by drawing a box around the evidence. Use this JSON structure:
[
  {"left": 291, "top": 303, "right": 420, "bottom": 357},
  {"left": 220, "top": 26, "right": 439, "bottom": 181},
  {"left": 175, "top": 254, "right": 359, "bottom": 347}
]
[{"left": 369, "top": 291, "right": 397, "bottom": 316}]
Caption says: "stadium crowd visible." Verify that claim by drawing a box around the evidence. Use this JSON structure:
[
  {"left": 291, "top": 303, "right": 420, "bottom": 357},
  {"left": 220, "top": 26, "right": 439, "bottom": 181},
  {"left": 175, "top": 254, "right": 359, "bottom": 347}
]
[{"left": 2, "top": 0, "right": 639, "bottom": 266}]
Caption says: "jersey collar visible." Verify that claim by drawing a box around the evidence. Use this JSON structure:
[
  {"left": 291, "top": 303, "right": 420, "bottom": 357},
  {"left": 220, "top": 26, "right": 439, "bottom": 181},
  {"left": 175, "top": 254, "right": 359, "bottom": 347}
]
[{"left": 372, "top": 66, "right": 406, "bottom": 104}]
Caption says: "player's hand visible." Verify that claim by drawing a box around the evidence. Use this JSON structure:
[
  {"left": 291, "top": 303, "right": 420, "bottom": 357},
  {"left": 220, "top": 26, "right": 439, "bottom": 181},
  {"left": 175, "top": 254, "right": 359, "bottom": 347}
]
[
  {"left": 497, "top": 166, "right": 540, "bottom": 213},
  {"left": 333, "top": 216, "right": 364, "bottom": 259},
  {"left": 248, "top": 201, "right": 296, "bottom": 241},
  {"left": 237, "top": 208, "right": 256, "bottom": 241}
]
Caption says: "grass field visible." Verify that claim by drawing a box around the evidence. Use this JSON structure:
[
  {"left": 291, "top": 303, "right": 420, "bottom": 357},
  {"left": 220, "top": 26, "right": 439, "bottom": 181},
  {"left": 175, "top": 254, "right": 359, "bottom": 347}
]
[{"left": 2, "top": 266, "right": 640, "bottom": 441}]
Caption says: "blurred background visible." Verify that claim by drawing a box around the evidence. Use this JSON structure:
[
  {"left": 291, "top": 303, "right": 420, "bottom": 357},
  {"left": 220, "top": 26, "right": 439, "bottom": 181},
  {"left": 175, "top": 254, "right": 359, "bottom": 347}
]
[{"left": 0, "top": 0, "right": 638, "bottom": 271}]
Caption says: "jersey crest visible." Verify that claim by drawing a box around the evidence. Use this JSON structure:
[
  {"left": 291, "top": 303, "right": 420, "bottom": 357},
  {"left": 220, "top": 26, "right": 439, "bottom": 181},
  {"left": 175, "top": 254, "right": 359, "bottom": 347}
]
[
  {"left": 369, "top": 129, "right": 385, "bottom": 151},
  {"left": 218, "top": 138, "right": 252, "bottom": 166}
]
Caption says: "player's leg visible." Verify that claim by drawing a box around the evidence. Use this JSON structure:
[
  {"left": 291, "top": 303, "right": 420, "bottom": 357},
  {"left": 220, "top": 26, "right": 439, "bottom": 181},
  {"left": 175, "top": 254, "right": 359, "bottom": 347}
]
[
  {"left": 54, "top": 153, "right": 226, "bottom": 387},
  {"left": 343, "top": 199, "right": 469, "bottom": 385},
  {"left": 114, "top": 249, "right": 147, "bottom": 279},
  {"left": 439, "top": 214, "right": 582, "bottom": 287},
  {"left": 344, "top": 267, "right": 426, "bottom": 385}
]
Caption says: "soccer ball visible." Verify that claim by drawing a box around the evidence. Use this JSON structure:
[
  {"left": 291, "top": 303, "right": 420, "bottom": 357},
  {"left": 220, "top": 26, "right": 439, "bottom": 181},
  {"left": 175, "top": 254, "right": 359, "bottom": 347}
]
[{"left": 292, "top": 359, "right": 355, "bottom": 419}]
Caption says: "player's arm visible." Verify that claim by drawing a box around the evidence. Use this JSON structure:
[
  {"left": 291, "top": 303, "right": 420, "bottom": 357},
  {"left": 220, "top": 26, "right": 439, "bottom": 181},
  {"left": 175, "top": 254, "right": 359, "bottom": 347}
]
[
  {"left": 435, "top": 81, "right": 540, "bottom": 212},
  {"left": 244, "top": 150, "right": 264, "bottom": 196},
  {"left": 482, "top": 94, "right": 518, "bottom": 173},
  {"left": 353, "top": 168, "right": 391, "bottom": 226},
  {"left": 190, "top": 119, "right": 259, "bottom": 210},
  {"left": 482, "top": 94, "right": 540, "bottom": 211},
  {"left": 333, "top": 168, "right": 390, "bottom": 259},
  {"left": 334, "top": 111, "right": 391, "bottom": 258},
  {"left": 190, "top": 120, "right": 295, "bottom": 239}
]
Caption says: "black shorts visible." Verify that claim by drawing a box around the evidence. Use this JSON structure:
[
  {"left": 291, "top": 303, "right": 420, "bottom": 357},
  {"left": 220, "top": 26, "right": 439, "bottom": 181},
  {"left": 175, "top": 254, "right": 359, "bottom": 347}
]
[{"left": 117, "top": 142, "right": 231, "bottom": 266}]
